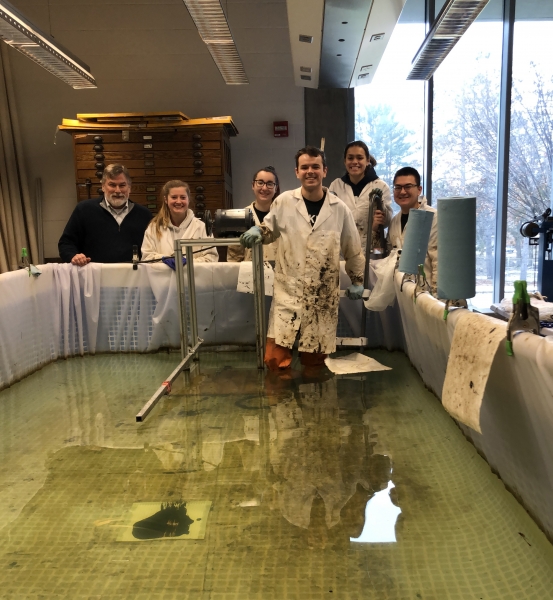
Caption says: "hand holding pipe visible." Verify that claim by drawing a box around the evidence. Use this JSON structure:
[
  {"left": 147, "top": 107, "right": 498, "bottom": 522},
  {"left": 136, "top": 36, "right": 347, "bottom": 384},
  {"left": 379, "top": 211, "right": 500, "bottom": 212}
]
[
  {"left": 345, "top": 283, "right": 365, "bottom": 300},
  {"left": 240, "top": 226, "right": 262, "bottom": 248},
  {"left": 369, "top": 188, "right": 388, "bottom": 257}
]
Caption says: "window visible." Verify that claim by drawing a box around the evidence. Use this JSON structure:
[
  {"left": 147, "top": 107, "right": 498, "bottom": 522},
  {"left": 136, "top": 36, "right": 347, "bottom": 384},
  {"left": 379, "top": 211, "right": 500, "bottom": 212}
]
[
  {"left": 505, "top": 13, "right": 553, "bottom": 296},
  {"left": 355, "top": 20, "right": 426, "bottom": 197},
  {"left": 354, "top": 0, "right": 553, "bottom": 305},
  {"left": 432, "top": 0, "right": 503, "bottom": 306}
]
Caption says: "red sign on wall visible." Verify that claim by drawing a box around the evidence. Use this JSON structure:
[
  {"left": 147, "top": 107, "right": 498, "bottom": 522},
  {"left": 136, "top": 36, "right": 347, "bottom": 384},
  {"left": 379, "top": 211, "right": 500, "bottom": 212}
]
[{"left": 273, "top": 121, "right": 289, "bottom": 137}]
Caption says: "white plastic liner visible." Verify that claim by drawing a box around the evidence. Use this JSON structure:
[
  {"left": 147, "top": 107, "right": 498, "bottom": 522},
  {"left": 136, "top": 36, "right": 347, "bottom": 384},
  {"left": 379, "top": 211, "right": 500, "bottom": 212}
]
[
  {"left": 0, "top": 262, "right": 402, "bottom": 390},
  {"left": 395, "top": 271, "right": 553, "bottom": 540}
]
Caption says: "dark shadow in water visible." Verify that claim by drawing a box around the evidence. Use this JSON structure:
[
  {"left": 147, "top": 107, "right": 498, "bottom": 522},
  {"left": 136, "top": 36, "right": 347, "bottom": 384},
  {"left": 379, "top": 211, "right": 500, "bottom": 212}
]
[{"left": 132, "top": 501, "right": 194, "bottom": 539}]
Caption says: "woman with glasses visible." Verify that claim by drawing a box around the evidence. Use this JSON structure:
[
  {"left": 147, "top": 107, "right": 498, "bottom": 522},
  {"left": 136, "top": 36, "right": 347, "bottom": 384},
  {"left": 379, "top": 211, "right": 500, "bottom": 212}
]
[
  {"left": 329, "top": 141, "right": 392, "bottom": 255},
  {"left": 227, "top": 166, "right": 280, "bottom": 262},
  {"left": 141, "top": 179, "right": 218, "bottom": 262}
]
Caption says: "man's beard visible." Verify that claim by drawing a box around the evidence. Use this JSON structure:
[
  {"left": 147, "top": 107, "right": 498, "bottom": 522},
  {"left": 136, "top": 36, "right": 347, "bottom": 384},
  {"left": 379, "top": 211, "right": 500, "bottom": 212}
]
[{"left": 106, "top": 193, "right": 128, "bottom": 209}]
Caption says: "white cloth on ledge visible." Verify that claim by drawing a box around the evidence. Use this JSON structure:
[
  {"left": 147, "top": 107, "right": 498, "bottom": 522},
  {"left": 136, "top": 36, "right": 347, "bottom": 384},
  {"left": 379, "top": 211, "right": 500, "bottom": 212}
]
[{"left": 442, "top": 310, "right": 507, "bottom": 433}]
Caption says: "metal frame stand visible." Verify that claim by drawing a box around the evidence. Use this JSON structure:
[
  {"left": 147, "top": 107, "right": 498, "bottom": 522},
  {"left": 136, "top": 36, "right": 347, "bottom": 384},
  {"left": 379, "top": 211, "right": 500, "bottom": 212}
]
[
  {"left": 359, "top": 199, "right": 375, "bottom": 341},
  {"left": 251, "top": 240, "right": 267, "bottom": 366},
  {"left": 136, "top": 237, "right": 266, "bottom": 422}
]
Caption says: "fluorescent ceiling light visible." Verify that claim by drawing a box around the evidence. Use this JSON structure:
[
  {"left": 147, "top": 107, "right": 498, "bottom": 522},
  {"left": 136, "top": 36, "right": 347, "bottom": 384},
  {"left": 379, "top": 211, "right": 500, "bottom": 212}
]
[
  {"left": 0, "top": 0, "right": 96, "bottom": 89},
  {"left": 182, "top": 0, "right": 248, "bottom": 85},
  {"left": 407, "top": 0, "right": 490, "bottom": 80}
]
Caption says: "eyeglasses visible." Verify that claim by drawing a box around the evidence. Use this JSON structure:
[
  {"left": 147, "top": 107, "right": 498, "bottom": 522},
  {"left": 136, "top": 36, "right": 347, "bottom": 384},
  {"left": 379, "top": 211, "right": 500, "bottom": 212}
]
[
  {"left": 253, "top": 179, "right": 276, "bottom": 190},
  {"left": 393, "top": 184, "right": 418, "bottom": 192}
]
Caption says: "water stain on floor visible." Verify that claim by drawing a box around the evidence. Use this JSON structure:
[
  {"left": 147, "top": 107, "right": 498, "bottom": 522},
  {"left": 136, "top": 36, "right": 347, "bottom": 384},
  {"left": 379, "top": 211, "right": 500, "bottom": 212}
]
[{"left": 0, "top": 351, "right": 552, "bottom": 599}]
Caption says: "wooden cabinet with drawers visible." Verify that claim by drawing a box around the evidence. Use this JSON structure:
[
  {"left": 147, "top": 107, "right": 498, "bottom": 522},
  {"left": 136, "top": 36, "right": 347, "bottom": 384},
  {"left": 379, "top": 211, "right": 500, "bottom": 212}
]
[{"left": 60, "top": 114, "right": 237, "bottom": 217}]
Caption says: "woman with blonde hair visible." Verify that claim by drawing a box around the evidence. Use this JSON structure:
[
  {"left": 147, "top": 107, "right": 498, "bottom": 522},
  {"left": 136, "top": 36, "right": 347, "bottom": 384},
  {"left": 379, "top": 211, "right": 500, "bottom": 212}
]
[{"left": 141, "top": 180, "right": 218, "bottom": 262}]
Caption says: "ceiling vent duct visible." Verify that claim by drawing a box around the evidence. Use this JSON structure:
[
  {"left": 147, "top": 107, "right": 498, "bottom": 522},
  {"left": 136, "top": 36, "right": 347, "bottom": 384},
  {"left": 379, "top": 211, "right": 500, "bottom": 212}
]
[
  {"left": 0, "top": 0, "right": 96, "bottom": 89},
  {"left": 182, "top": 0, "right": 248, "bottom": 85},
  {"left": 286, "top": 0, "right": 324, "bottom": 88},
  {"left": 407, "top": 0, "right": 490, "bottom": 80},
  {"left": 287, "top": 0, "right": 406, "bottom": 89}
]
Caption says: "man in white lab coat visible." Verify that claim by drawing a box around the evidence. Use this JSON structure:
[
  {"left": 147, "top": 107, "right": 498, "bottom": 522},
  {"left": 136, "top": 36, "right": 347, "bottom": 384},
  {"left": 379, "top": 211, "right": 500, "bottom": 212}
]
[
  {"left": 241, "top": 146, "right": 365, "bottom": 371},
  {"left": 387, "top": 167, "right": 438, "bottom": 295}
]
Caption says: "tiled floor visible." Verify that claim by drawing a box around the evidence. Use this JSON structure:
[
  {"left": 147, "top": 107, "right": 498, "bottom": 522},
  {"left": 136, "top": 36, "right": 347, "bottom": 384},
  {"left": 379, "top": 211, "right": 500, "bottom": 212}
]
[{"left": 1, "top": 351, "right": 552, "bottom": 599}]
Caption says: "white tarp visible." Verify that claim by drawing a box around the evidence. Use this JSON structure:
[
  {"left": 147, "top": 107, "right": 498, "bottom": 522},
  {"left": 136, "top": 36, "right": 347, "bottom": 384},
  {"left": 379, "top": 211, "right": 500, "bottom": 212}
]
[
  {"left": 0, "top": 265, "right": 59, "bottom": 387},
  {"left": 395, "top": 271, "right": 553, "bottom": 540},
  {"left": 441, "top": 310, "right": 507, "bottom": 433},
  {"left": 0, "top": 262, "right": 403, "bottom": 390}
]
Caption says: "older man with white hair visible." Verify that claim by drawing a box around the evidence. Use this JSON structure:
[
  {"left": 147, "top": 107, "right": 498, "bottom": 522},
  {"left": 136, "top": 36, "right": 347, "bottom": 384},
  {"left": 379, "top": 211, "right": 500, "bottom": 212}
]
[{"left": 58, "top": 164, "right": 152, "bottom": 265}]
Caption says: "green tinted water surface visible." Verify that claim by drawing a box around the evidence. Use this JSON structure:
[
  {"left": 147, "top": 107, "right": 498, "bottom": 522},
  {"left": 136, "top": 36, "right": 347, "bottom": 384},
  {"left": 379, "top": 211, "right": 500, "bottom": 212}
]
[{"left": 1, "top": 351, "right": 552, "bottom": 599}]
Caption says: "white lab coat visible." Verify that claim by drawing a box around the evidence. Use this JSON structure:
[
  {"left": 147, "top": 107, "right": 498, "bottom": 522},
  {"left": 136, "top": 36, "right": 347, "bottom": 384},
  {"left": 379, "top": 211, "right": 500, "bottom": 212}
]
[
  {"left": 260, "top": 187, "right": 365, "bottom": 354},
  {"left": 387, "top": 196, "right": 438, "bottom": 295},
  {"left": 328, "top": 177, "right": 392, "bottom": 255},
  {"left": 227, "top": 201, "right": 278, "bottom": 262},
  {"left": 141, "top": 210, "right": 218, "bottom": 263}
]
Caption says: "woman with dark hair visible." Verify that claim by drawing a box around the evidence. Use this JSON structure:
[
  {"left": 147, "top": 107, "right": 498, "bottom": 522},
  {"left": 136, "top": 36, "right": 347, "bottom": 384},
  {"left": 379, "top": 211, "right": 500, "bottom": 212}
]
[
  {"left": 227, "top": 166, "right": 280, "bottom": 262},
  {"left": 141, "top": 180, "right": 218, "bottom": 262},
  {"left": 329, "top": 141, "right": 392, "bottom": 255}
]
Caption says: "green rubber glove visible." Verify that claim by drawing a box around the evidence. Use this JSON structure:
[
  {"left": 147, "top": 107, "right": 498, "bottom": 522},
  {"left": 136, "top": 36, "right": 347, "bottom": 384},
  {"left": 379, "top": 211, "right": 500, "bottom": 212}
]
[
  {"left": 240, "top": 226, "right": 262, "bottom": 248},
  {"left": 345, "top": 283, "right": 364, "bottom": 300}
]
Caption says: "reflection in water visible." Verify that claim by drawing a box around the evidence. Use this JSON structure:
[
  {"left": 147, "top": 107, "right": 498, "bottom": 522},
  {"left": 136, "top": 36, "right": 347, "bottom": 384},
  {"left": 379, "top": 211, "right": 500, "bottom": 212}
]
[
  {"left": 350, "top": 480, "right": 402, "bottom": 543},
  {"left": 264, "top": 368, "right": 397, "bottom": 549},
  {"left": 0, "top": 354, "right": 394, "bottom": 549},
  {"left": 2, "top": 353, "right": 553, "bottom": 598},
  {"left": 132, "top": 501, "right": 193, "bottom": 539}
]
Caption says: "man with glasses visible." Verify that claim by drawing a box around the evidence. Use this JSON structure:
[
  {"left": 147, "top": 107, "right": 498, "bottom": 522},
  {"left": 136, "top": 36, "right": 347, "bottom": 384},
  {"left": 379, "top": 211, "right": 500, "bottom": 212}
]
[
  {"left": 240, "top": 146, "right": 365, "bottom": 371},
  {"left": 58, "top": 164, "right": 152, "bottom": 265},
  {"left": 388, "top": 166, "right": 438, "bottom": 295}
]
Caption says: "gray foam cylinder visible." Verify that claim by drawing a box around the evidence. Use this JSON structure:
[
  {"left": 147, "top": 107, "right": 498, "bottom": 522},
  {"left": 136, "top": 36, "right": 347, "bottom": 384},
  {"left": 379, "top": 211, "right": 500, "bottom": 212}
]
[
  {"left": 398, "top": 209, "right": 434, "bottom": 275},
  {"left": 437, "top": 196, "right": 476, "bottom": 299}
]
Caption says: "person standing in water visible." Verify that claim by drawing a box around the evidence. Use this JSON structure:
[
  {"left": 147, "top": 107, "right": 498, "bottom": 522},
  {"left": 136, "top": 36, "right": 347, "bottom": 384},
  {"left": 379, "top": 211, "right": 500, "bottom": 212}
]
[
  {"left": 227, "top": 166, "right": 280, "bottom": 262},
  {"left": 329, "top": 141, "right": 392, "bottom": 255},
  {"left": 240, "top": 146, "right": 365, "bottom": 371}
]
